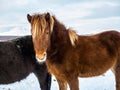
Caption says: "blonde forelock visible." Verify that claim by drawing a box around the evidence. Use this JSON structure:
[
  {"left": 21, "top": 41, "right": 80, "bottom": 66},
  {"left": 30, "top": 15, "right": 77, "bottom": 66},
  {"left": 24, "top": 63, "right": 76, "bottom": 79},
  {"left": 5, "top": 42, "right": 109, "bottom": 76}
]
[{"left": 31, "top": 13, "right": 54, "bottom": 37}]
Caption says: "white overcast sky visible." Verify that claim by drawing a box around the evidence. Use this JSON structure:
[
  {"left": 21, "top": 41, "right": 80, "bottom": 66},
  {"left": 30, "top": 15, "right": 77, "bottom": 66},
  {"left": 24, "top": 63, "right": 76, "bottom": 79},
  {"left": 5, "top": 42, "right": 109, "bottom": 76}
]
[{"left": 0, "top": 0, "right": 120, "bottom": 35}]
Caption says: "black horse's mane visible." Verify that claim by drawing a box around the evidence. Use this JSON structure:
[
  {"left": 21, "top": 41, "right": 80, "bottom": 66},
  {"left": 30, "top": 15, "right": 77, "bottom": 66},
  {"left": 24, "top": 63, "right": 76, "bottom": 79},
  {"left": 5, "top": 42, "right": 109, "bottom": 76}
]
[{"left": 13, "top": 36, "right": 35, "bottom": 56}]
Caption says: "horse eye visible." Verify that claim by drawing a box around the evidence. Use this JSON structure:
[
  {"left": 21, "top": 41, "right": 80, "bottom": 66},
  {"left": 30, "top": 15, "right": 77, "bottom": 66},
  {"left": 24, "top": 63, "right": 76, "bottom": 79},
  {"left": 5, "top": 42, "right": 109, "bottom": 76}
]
[{"left": 46, "top": 32, "right": 49, "bottom": 35}]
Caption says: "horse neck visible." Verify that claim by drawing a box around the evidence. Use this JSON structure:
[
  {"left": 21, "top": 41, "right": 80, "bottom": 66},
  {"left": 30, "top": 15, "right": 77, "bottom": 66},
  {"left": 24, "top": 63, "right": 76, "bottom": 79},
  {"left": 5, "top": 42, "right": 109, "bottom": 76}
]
[
  {"left": 51, "top": 18, "right": 70, "bottom": 48},
  {"left": 47, "top": 18, "right": 71, "bottom": 60},
  {"left": 15, "top": 36, "right": 35, "bottom": 55},
  {"left": 47, "top": 22, "right": 65, "bottom": 61}
]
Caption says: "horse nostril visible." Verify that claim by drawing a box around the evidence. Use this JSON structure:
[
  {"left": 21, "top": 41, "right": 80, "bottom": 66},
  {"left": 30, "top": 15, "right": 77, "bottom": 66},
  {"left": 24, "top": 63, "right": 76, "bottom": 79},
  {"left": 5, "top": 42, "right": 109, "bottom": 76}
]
[
  {"left": 35, "top": 52, "right": 47, "bottom": 63},
  {"left": 44, "top": 52, "right": 46, "bottom": 57}
]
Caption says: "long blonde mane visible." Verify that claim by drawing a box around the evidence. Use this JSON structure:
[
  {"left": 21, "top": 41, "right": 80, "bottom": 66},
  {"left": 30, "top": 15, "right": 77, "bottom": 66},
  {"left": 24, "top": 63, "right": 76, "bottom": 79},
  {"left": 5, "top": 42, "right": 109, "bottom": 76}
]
[
  {"left": 31, "top": 13, "right": 54, "bottom": 37},
  {"left": 31, "top": 13, "right": 78, "bottom": 46},
  {"left": 68, "top": 29, "right": 78, "bottom": 46}
]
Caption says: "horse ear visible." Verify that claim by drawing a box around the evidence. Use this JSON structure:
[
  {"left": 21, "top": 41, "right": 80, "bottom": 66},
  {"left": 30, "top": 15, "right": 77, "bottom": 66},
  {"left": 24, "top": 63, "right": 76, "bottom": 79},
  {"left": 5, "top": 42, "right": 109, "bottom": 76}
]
[
  {"left": 27, "top": 14, "right": 32, "bottom": 23},
  {"left": 45, "top": 12, "right": 50, "bottom": 21},
  {"left": 45, "top": 12, "right": 54, "bottom": 32}
]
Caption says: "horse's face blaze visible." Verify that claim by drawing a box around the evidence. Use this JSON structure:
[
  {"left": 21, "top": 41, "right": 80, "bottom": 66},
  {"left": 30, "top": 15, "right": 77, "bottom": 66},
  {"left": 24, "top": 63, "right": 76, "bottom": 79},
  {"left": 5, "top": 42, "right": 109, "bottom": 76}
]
[{"left": 27, "top": 13, "right": 51, "bottom": 62}]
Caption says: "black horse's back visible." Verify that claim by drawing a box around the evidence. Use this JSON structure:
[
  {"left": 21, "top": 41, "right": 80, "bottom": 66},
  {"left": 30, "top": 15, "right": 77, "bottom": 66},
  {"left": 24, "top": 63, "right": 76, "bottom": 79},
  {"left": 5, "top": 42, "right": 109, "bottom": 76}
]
[
  {"left": 0, "top": 41, "right": 28, "bottom": 83},
  {"left": 0, "top": 36, "right": 51, "bottom": 90}
]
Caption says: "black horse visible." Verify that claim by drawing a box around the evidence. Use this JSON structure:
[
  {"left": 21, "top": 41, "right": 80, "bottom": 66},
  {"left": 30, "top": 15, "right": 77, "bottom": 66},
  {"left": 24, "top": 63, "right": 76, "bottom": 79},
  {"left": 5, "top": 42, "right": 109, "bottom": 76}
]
[{"left": 0, "top": 36, "right": 51, "bottom": 90}]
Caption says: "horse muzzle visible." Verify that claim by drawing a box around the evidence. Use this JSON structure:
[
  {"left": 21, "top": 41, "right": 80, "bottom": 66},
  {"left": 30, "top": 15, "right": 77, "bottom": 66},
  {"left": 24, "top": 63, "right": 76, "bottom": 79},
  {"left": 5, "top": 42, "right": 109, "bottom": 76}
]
[{"left": 36, "top": 52, "right": 47, "bottom": 63}]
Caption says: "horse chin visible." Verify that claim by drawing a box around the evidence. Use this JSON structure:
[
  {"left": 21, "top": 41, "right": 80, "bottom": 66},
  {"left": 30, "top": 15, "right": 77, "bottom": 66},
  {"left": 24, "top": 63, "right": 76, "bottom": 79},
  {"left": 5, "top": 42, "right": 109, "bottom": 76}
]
[{"left": 36, "top": 54, "right": 47, "bottom": 63}]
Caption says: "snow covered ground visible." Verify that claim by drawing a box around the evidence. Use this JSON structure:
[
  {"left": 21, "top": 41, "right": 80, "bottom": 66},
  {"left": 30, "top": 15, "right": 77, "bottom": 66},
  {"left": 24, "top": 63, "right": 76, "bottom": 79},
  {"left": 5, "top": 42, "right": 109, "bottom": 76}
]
[{"left": 0, "top": 70, "right": 115, "bottom": 90}]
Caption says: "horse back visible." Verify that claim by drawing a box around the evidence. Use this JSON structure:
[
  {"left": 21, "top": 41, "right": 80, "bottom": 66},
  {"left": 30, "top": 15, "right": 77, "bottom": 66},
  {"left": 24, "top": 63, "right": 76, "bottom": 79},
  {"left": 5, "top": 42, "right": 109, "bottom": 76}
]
[
  {"left": 98, "top": 31, "right": 120, "bottom": 56},
  {"left": 0, "top": 37, "right": 35, "bottom": 83},
  {"left": 66, "top": 30, "right": 120, "bottom": 77}
]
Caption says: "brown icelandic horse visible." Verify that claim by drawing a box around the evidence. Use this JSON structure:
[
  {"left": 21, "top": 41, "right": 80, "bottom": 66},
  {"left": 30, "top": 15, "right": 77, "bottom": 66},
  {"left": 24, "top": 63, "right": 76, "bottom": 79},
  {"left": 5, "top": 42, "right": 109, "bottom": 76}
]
[{"left": 27, "top": 12, "right": 120, "bottom": 90}]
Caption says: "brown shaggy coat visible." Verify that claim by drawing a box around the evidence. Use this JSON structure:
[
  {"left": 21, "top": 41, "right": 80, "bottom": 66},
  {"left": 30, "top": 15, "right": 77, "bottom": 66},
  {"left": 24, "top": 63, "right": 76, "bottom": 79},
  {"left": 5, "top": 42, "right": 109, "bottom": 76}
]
[{"left": 27, "top": 13, "right": 120, "bottom": 90}]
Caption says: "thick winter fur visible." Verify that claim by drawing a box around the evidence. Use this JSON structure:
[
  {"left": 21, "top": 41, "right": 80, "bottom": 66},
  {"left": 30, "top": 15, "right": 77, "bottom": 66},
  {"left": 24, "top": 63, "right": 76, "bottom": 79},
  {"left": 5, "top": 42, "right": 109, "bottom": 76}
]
[
  {"left": 28, "top": 12, "right": 120, "bottom": 90},
  {"left": 0, "top": 36, "right": 51, "bottom": 90}
]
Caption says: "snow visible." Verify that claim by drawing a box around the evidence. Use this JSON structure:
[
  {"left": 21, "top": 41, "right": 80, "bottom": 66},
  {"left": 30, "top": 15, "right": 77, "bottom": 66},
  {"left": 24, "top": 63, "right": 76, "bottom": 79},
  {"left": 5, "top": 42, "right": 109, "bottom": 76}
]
[{"left": 0, "top": 70, "right": 115, "bottom": 90}]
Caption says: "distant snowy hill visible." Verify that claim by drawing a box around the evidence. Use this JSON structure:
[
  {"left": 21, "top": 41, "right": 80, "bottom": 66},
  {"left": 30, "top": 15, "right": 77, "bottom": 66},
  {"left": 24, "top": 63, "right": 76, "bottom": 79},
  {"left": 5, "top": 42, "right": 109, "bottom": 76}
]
[{"left": 0, "top": 36, "right": 18, "bottom": 41}]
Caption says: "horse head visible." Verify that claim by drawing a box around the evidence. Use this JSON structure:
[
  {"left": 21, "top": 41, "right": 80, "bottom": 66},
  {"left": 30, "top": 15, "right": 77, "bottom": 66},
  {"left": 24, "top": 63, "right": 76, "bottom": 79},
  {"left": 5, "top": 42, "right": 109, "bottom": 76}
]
[{"left": 27, "top": 12, "right": 54, "bottom": 62}]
